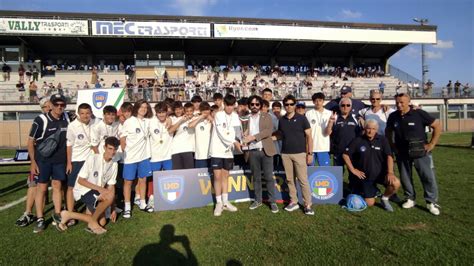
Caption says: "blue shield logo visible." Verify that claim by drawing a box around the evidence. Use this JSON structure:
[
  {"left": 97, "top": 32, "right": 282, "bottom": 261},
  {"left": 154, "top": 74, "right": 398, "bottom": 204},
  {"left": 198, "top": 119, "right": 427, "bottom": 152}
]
[
  {"left": 158, "top": 176, "right": 184, "bottom": 204},
  {"left": 92, "top": 91, "right": 108, "bottom": 109}
]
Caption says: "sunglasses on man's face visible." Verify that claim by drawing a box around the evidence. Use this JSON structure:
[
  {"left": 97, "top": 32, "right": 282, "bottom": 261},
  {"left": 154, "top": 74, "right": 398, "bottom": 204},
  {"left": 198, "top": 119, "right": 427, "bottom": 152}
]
[
  {"left": 370, "top": 98, "right": 381, "bottom": 101},
  {"left": 53, "top": 103, "right": 66, "bottom": 108},
  {"left": 340, "top": 104, "right": 351, "bottom": 107},
  {"left": 250, "top": 103, "right": 260, "bottom": 107},
  {"left": 284, "top": 102, "right": 296, "bottom": 107}
]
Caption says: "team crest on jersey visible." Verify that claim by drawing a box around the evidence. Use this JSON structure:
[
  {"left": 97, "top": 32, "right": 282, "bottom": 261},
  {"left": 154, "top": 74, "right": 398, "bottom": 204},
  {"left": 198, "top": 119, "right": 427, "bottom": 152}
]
[
  {"left": 394, "top": 122, "right": 399, "bottom": 128},
  {"left": 310, "top": 171, "right": 338, "bottom": 200},
  {"left": 93, "top": 171, "right": 99, "bottom": 178},
  {"left": 92, "top": 91, "right": 108, "bottom": 109},
  {"left": 311, "top": 119, "right": 316, "bottom": 124},
  {"left": 136, "top": 128, "right": 141, "bottom": 133},
  {"left": 77, "top": 134, "right": 84, "bottom": 140},
  {"left": 200, "top": 126, "right": 205, "bottom": 131},
  {"left": 154, "top": 128, "right": 160, "bottom": 134},
  {"left": 222, "top": 122, "right": 227, "bottom": 128},
  {"left": 158, "top": 176, "right": 184, "bottom": 204},
  {"left": 360, "top": 146, "right": 367, "bottom": 152},
  {"left": 183, "top": 126, "right": 188, "bottom": 132}
]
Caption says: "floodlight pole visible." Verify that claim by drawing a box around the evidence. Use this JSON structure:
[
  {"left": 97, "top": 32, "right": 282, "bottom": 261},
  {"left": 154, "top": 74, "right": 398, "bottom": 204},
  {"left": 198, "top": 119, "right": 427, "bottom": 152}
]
[{"left": 413, "top": 18, "right": 429, "bottom": 91}]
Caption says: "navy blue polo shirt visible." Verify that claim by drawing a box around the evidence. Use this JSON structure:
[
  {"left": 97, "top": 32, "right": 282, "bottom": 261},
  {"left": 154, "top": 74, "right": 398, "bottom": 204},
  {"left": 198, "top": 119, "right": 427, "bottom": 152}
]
[
  {"left": 324, "top": 98, "right": 367, "bottom": 117},
  {"left": 29, "top": 112, "right": 69, "bottom": 163},
  {"left": 278, "top": 113, "right": 311, "bottom": 154},
  {"left": 330, "top": 113, "right": 361, "bottom": 154},
  {"left": 386, "top": 108, "right": 435, "bottom": 155},
  {"left": 344, "top": 134, "right": 392, "bottom": 181}
]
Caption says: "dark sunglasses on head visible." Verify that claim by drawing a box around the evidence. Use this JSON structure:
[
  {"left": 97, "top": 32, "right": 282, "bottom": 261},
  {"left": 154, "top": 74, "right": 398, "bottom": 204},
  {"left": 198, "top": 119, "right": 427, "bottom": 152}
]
[
  {"left": 340, "top": 104, "right": 351, "bottom": 107},
  {"left": 370, "top": 98, "right": 381, "bottom": 101},
  {"left": 284, "top": 102, "right": 296, "bottom": 107},
  {"left": 53, "top": 103, "right": 66, "bottom": 107},
  {"left": 250, "top": 103, "right": 261, "bottom": 107}
]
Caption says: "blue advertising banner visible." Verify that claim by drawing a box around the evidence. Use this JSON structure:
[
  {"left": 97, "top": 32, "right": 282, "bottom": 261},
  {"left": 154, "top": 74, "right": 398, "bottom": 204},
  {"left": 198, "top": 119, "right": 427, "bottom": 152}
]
[{"left": 153, "top": 166, "right": 343, "bottom": 212}]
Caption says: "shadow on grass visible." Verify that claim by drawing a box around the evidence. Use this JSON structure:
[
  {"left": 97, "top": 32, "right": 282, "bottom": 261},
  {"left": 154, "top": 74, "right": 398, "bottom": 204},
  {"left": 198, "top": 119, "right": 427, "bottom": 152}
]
[
  {"left": 133, "top": 224, "right": 198, "bottom": 265},
  {"left": 0, "top": 180, "right": 27, "bottom": 195},
  {"left": 437, "top": 144, "right": 473, "bottom": 150}
]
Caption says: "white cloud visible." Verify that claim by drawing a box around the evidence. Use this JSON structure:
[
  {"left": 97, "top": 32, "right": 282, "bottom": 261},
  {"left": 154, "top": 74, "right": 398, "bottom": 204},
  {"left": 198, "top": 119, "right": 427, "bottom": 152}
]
[
  {"left": 425, "top": 51, "right": 443, "bottom": 59},
  {"left": 169, "top": 0, "right": 218, "bottom": 16},
  {"left": 433, "top": 39, "right": 454, "bottom": 49},
  {"left": 404, "top": 46, "right": 419, "bottom": 58},
  {"left": 340, "top": 9, "right": 362, "bottom": 19}
]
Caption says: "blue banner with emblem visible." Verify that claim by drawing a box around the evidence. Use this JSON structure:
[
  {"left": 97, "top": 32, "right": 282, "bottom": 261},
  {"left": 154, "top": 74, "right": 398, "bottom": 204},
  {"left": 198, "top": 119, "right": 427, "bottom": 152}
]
[{"left": 153, "top": 166, "right": 343, "bottom": 211}]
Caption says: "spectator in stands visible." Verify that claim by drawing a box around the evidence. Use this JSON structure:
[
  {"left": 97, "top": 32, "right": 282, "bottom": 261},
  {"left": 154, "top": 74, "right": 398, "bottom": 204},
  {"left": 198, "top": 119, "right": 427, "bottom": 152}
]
[
  {"left": 325, "top": 86, "right": 366, "bottom": 116},
  {"left": 29, "top": 94, "right": 69, "bottom": 233},
  {"left": 18, "top": 64, "right": 25, "bottom": 83},
  {"left": 446, "top": 80, "right": 452, "bottom": 97},
  {"left": 343, "top": 119, "right": 400, "bottom": 211},
  {"left": 91, "top": 66, "right": 99, "bottom": 85},
  {"left": 25, "top": 66, "right": 32, "bottom": 82},
  {"left": 425, "top": 80, "right": 434, "bottom": 97},
  {"left": 83, "top": 81, "right": 90, "bottom": 89},
  {"left": 454, "top": 80, "right": 461, "bottom": 97},
  {"left": 413, "top": 82, "right": 420, "bottom": 97},
  {"left": 378, "top": 81, "right": 386, "bottom": 94},
  {"left": 15, "top": 98, "right": 52, "bottom": 228},
  {"left": 111, "top": 80, "right": 120, "bottom": 88},
  {"left": 395, "top": 81, "right": 402, "bottom": 95},
  {"left": 32, "top": 66, "right": 39, "bottom": 82},
  {"left": 386, "top": 93, "right": 441, "bottom": 216},
  {"left": 462, "top": 83, "right": 471, "bottom": 97},
  {"left": 2, "top": 63, "right": 11, "bottom": 81},
  {"left": 29, "top": 81, "right": 38, "bottom": 103}
]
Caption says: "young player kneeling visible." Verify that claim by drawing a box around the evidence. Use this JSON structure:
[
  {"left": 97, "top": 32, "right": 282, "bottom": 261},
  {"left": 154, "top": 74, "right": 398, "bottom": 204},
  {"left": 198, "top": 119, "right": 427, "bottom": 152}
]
[{"left": 57, "top": 137, "right": 120, "bottom": 234}]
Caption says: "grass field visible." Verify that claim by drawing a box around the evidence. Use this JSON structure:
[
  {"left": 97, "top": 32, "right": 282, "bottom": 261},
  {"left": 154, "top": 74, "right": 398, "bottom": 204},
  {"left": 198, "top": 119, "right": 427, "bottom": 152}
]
[{"left": 0, "top": 133, "right": 473, "bottom": 265}]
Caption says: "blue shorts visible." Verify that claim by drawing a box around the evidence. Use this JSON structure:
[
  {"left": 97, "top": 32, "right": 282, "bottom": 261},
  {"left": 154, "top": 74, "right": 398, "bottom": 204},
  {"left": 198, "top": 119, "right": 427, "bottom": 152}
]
[
  {"left": 80, "top": 189, "right": 100, "bottom": 213},
  {"left": 37, "top": 160, "right": 66, "bottom": 184},
  {"left": 67, "top": 161, "right": 85, "bottom": 187},
  {"left": 123, "top": 159, "right": 152, "bottom": 181},
  {"left": 312, "top": 152, "right": 330, "bottom": 166},
  {"left": 195, "top": 159, "right": 210, "bottom": 169},
  {"left": 151, "top": 159, "right": 172, "bottom": 172}
]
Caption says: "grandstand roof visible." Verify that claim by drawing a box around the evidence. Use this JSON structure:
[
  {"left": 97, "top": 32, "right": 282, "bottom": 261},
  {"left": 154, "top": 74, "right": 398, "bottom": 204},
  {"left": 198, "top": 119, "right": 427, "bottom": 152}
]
[{"left": 0, "top": 10, "right": 437, "bottom": 61}]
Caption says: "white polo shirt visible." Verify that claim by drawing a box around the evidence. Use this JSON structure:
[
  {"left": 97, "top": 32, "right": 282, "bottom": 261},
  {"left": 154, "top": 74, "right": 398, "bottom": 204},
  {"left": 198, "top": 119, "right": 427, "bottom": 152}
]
[
  {"left": 359, "top": 107, "right": 395, "bottom": 135},
  {"left": 170, "top": 116, "right": 195, "bottom": 155},
  {"left": 194, "top": 119, "right": 212, "bottom": 160},
  {"left": 149, "top": 116, "right": 173, "bottom": 162},
  {"left": 120, "top": 116, "right": 150, "bottom": 164},
  {"left": 209, "top": 111, "right": 241, "bottom": 159},
  {"left": 66, "top": 118, "right": 98, "bottom": 162},
  {"left": 73, "top": 153, "right": 117, "bottom": 200},
  {"left": 92, "top": 120, "right": 122, "bottom": 161},
  {"left": 306, "top": 108, "right": 332, "bottom": 152}
]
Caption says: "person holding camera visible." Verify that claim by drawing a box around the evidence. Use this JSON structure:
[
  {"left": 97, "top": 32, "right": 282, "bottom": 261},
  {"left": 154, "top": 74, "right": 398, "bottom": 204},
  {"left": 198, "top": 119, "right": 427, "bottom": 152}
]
[{"left": 385, "top": 93, "right": 441, "bottom": 215}]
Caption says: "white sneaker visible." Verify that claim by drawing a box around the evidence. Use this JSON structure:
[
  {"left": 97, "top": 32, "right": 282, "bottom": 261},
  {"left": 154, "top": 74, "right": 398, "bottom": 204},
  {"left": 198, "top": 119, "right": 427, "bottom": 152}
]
[
  {"left": 427, "top": 203, "right": 440, "bottom": 216},
  {"left": 134, "top": 198, "right": 141, "bottom": 206},
  {"left": 214, "top": 203, "right": 223, "bottom": 216},
  {"left": 402, "top": 199, "right": 415, "bottom": 209},
  {"left": 223, "top": 202, "right": 238, "bottom": 212}
]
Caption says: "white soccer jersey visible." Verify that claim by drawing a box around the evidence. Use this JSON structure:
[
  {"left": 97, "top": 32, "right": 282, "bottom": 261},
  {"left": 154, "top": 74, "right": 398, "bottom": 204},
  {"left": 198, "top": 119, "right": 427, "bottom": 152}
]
[
  {"left": 149, "top": 116, "right": 173, "bottom": 162},
  {"left": 120, "top": 116, "right": 151, "bottom": 164},
  {"left": 73, "top": 153, "right": 118, "bottom": 200},
  {"left": 170, "top": 116, "right": 195, "bottom": 155},
  {"left": 209, "top": 111, "right": 241, "bottom": 159},
  {"left": 306, "top": 108, "right": 332, "bottom": 152},
  {"left": 66, "top": 118, "right": 98, "bottom": 162},
  {"left": 194, "top": 119, "right": 212, "bottom": 160},
  {"left": 92, "top": 120, "right": 122, "bottom": 161},
  {"left": 359, "top": 107, "right": 395, "bottom": 135}
]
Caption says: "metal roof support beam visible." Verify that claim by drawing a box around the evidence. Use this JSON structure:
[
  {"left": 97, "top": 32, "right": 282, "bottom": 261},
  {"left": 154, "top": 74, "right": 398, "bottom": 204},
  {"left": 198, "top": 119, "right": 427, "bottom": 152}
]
[
  {"left": 17, "top": 36, "right": 29, "bottom": 47},
  {"left": 271, "top": 41, "right": 282, "bottom": 56}
]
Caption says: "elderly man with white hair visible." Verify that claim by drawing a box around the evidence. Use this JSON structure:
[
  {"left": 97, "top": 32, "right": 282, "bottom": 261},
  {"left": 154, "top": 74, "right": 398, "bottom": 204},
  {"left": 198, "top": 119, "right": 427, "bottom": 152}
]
[{"left": 343, "top": 119, "right": 400, "bottom": 211}]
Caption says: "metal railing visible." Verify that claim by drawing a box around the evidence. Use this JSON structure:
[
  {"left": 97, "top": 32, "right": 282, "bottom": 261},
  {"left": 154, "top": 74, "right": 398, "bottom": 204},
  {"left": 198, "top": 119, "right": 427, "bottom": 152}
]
[{"left": 388, "top": 64, "right": 421, "bottom": 84}]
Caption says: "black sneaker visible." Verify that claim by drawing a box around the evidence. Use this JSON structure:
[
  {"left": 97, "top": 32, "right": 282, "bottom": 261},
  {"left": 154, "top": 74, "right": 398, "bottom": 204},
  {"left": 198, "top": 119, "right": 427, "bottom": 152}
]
[
  {"left": 304, "top": 207, "right": 315, "bottom": 216},
  {"left": 33, "top": 218, "right": 45, "bottom": 233},
  {"left": 249, "top": 201, "right": 262, "bottom": 210},
  {"left": 52, "top": 213, "right": 61, "bottom": 225},
  {"left": 15, "top": 213, "right": 35, "bottom": 227}
]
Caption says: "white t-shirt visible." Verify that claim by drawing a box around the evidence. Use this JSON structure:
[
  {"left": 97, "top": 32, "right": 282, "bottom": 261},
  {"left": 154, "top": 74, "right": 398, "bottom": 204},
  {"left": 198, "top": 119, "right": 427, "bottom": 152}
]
[
  {"left": 66, "top": 118, "right": 98, "bottom": 162},
  {"left": 306, "top": 108, "right": 332, "bottom": 152},
  {"left": 120, "top": 116, "right": 151, "bottom": 164},
  {"left": 149, "top": 116, "right": 173, "bottom": 162},
  {"left": 170, "top": 116, "right": 195, "bottom": 155},
  {"left": 91, "top": 120, "right": 122, "bottom": 161},
  {"left": 73, "top": 153, "right": 118, "bottom": 200},
  {"left": 359, "top": 107, "right": 395, "bottom": 135},
  {"left": 209, "top": 111, "right": 241, "bottom": 159},
  {"left": 194, "top": 119, "right": 212, "bottom": 160}
]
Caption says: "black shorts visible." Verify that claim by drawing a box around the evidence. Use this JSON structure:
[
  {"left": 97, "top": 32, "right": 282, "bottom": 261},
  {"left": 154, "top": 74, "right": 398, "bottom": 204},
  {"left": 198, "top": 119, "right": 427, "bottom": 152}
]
[
  {"left": 210, "top": 157, "right": 234, "bottom": 171},
  {"left": 351, "top": 175, "right": 386, "bottom": 198},
  {"left": 80, "top": 190, "right": 100, "bottom": 213},
  {"left": 67, "top": 161, "right": 85, "bottom": 187},
  {"left": 171, "top": 152, "right": 194, "bottom": 170}
]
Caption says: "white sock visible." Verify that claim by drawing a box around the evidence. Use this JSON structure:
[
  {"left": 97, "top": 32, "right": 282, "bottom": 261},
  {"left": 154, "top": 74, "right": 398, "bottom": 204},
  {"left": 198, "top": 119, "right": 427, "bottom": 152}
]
[
  {"left": 140, "top": 199, "right": 146, "bottom": 209},
  {"left": 216, "top": 195, "right": 222, "bottom": 204},
  {"left": 125, "top": 202, "right": 131, "bottom": 211},
  {"left": 148, "top": 195, "right": 154, "bottom": 204},
  {"left": 222, "top": 193, "right": 229, "bottom": 204},
  {"left": 382, "top": 196, "right": 389, "bottom": 201}
]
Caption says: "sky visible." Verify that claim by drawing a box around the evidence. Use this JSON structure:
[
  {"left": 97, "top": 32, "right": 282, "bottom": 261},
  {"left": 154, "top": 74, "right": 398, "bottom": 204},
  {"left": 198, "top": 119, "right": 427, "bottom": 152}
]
[{"left": 0, "top": 0, "right": 472, "bottom": 87}]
